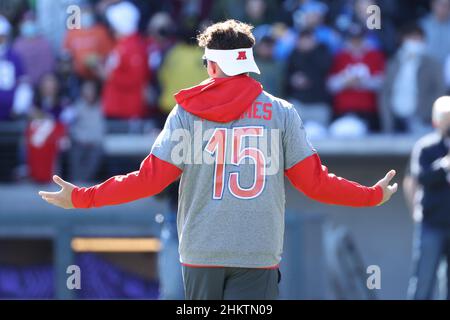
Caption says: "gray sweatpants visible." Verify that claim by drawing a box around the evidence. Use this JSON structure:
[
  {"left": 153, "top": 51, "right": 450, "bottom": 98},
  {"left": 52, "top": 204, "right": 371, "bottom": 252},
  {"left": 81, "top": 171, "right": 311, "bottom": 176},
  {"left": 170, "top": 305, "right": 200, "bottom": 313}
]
[{"left": 182, "top": 266, "right": 280, "bottom": 300}]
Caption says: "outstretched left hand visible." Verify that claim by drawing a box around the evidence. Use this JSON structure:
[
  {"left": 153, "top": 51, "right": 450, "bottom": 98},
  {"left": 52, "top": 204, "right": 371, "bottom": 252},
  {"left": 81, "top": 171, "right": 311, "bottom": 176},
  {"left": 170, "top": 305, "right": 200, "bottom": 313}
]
[{"left": 39, "top": 175, "right": 77, "bottom": 209}]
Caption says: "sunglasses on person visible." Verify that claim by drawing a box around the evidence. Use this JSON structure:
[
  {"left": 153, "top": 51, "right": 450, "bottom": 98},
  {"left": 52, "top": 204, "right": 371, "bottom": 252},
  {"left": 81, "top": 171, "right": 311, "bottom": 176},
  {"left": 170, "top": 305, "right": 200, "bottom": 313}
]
[{"left": 202, "top": 58, "right": 208, "bottom": 68}]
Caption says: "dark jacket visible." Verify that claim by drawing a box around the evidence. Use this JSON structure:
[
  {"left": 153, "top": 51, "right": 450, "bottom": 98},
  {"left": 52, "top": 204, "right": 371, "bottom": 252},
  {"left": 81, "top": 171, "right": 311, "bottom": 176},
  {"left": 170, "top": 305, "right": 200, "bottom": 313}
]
[
  {"left": 286, "top": 44, "right": 332, "bottom": 104},
  {"left": 411, "top": 132, "right": 450, "bottom": 227}
]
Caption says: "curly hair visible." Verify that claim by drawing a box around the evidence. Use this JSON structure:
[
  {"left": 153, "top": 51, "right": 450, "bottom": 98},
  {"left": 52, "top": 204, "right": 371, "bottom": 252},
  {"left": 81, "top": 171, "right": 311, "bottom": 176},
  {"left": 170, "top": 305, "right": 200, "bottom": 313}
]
[{"left": 197, "top": 19, "right": 255, "bottom": 50}]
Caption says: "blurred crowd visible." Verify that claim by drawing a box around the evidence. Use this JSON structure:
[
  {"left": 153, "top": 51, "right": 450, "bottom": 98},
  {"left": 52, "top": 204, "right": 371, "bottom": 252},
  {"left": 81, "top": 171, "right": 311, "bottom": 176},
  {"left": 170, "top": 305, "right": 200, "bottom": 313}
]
[{"left": 1, "top": 0, "right": 450, "bottom": 183}]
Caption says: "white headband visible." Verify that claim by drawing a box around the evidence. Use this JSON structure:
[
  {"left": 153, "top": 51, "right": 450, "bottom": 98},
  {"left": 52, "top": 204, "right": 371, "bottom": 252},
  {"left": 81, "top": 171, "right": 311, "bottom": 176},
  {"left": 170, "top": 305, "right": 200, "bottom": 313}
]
[{"left": 203, "top": 47, "right": 260, "bottom": 76}]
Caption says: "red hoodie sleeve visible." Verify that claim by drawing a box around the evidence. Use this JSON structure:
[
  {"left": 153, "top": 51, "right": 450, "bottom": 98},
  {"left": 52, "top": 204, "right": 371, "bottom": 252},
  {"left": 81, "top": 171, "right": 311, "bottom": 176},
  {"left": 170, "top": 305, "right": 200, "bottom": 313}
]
[
  {"left": 285, "top": 153, "right": 383, "bottom": 207},
  {"left": 71, "top": 154, "right": 182, "bottom": 209}
]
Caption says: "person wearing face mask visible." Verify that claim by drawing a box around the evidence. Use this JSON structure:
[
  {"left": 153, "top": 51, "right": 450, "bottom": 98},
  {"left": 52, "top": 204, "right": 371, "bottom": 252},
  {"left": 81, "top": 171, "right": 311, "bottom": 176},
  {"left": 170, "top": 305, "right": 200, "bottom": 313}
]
[
  {"left": 100, "top": 1, "right": 150, "bottom": 119},
  {"left": 407, "top": 96, "right": 450, "bottom": 299},
  {"left": 63, "top": 2, "right": 114, "bottom": 79},
  {"left": 12, "top": 11, "right": 55, "bottom": 87},
  {"left": 380, "top": 24, "right": 446, "bottom": 134}
]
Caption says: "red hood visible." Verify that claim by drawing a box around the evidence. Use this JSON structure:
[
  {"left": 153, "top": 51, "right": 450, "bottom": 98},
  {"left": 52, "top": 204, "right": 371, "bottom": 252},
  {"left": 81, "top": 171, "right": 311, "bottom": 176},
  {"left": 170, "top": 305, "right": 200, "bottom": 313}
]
[{"left": 174, "top": 75, "right": 263, "bottom": 123}]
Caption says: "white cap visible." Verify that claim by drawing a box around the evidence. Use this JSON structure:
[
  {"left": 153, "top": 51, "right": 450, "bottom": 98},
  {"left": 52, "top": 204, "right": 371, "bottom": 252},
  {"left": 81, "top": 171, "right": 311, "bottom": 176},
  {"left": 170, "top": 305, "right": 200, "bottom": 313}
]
[
  {"left": 106, "top": 1, "right": 140, "bottom": 36},
  {"left": 203, "top": 47, "right": 261, "bottom": 76},
  {"left": 0, "top": 15, "right": 11, "bottom": 36}
]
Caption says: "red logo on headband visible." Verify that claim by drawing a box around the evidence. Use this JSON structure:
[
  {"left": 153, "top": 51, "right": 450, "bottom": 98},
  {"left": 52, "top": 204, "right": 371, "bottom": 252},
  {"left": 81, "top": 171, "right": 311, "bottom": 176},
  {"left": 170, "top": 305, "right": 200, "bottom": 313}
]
[{"left": 237, "top": 51, "right": 247, "bottom": 60}]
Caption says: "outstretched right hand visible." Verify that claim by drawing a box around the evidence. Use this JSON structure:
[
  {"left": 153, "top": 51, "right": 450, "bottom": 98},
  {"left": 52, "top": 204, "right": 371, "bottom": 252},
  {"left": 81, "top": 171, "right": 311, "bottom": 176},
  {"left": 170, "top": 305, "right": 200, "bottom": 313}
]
[{"left": 39, "top": 175, "right": 77, "bottom": 209}]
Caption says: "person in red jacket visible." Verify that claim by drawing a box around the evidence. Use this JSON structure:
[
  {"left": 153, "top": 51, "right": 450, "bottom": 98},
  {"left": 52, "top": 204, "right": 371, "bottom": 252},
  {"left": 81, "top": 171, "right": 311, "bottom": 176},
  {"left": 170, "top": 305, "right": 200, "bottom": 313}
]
[
  {"left": 327, "top": 24, "right": 385, "bottom": 132},
  {"left": 101, "top": 1, "right": 149, "bottom": 119}
]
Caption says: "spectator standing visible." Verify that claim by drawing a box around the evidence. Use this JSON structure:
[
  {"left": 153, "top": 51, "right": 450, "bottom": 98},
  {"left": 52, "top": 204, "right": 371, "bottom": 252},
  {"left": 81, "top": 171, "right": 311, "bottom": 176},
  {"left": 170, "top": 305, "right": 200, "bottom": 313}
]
[
  {"left": 63, "top": 2, "right": 114, "bottom": 80},
  {"left": 408, "top": 96, "right": 450, "bottom": 299},
  {"left": 26, "top": 73, "right": 66, "bottom": 183},
  {"left": 380, "top": 24, "right": 445, "bottom": 134},
  {"left": 327, "top": 24, "right": 385, "bottom": 133},
  {"left": 101, "top": 1, "right": 149, "bottom": 119},
  {"left": 286, "top": 29, "right": 332, "bottom": 127},
  {"left": 65, "top": 80, "right": 105, "bottom": 183},
  {"left": 13, "top": 11, "right": 55, "bottom": 87},
  {"left": 421, "top": 0, "right": 450, "bottom": 65}
]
